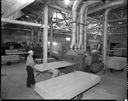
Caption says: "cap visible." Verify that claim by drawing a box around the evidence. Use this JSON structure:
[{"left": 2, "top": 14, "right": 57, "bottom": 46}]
[{"left": 28, "top": 50, "right": 33, "bottom": 54}]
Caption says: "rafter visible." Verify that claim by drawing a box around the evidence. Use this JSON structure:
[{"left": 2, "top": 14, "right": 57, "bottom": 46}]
[
  {"left": 113, "top": 13, "right": 121, "bottom": 19},
  {"left": 108, "top": 18, "right": 127, "bottom": 23}
]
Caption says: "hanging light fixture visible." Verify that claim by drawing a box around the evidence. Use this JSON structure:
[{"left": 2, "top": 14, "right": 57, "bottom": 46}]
[
  {"left": 66, "top": 37, "right": 70, "bottom": 41},
  {"left": 64, "top": 0, "right": 70, "bottom": 5}
]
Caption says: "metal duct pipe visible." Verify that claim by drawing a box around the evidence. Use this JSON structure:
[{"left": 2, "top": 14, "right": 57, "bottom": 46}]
[
  {"left": 76, "top": 16, "right": 80, "bottom": 49},
  {"left": 88, "top": 0, "right": 126, "bottom": 14},
  {"left": 49, "top": 0, "right": 126, "bottom": 16},
  {"left": 83, "top": 8, "right": 88, "bottom": 51},
  {"left": 78, "top": 0, "right": 101, "bottom": 49},
  {"left": 70, "top": 0, "right": 83, "bottom": 49},
  {"left": 102, "top": 8, "right": 111, "bottom": 73}
]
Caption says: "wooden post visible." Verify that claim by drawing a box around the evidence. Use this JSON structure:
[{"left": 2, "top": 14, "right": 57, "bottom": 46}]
[
  {"left": 43, "top": 4, "right": 48, "bottom": 64},
  {"left": 37, "top": 29, "right": 40, "bottom": 43},
  {"left": 50, "top": 19, "right": 53, "bottom": 56},
  {"left": 31, "top": 28, "right": 34, "bottom": 44}
]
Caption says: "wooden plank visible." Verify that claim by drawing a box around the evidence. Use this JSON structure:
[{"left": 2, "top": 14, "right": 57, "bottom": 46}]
[
  {"left": 34, "top": 61, "right": 77, "bottom": 72},
  {"left": 34, "top": 71, "right": 100, "bottom": 99}
]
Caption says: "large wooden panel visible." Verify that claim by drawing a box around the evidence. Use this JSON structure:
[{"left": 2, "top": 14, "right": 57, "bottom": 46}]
[{"left": 34, "top": 71, "right": 100, "bottom": 99}]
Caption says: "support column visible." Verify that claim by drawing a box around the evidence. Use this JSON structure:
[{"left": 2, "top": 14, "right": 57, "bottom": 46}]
[
  {"left": 37, "top": 29, "right": 40, "bottom": 43},
  {"left": 31, "top": 28, "right": 34, "bottom": 44},
  {"left": 102, "top": 8, "right": 111, "bottom": 70},
  {"left": 43, "top": 4, "right": 48, "bottom": 64},
  {"left": 50, "top": 19, "right": 53, "bottom": 56}
]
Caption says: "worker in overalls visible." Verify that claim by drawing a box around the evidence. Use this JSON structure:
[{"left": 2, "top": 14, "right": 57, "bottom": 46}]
[{"left": 26, "top": 50, "right": 35, "bottom": 88}]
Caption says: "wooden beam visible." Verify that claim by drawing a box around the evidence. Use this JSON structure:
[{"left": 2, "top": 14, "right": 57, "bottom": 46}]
[
  {"left": 113, "top": 13, "right": 121, "bottom": 19},
  {"left": 108, "top": 18, "right": 127, "bottom": 23},
  {"left": 1, "top": 18, "right": 43, "bottom": 27},
  {"left": 2, "top": 27, "right": 31, "bottom": 31},
  {"left": 2, "top": 0, "right": 35, "bottom": 18}
]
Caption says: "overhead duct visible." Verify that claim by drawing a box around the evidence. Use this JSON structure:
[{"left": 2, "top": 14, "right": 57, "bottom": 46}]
[
  {"left": 76, "top": 15, "right": 80, "bottom": 49},
  {"left": 88, "top": 0, "right": 126, "bottom": 14},
  {"left": 70, "top": 0, "right": 83, "bottom": 49},
  {"left": 78, "top": 0, "right": 102, "bottom": 50},
  {"left": 49, "top": 0, "right": 126, "bottom": 17}
]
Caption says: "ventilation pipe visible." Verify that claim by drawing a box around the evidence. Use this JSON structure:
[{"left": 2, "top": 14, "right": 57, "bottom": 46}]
[
  {"left": 70, "top": 0, "right": 83, "bottom": 49},
  {"left": 76, "top": 16, "right": 80, "bottom": 49},
  {"left": 78, "top": 0, "right": 102, "bottom": 50},
  {"left": 102, "top": 0, "right": 111, "bottom": 73},
  {"left": 88, "top": 0, "right": 126, "bottom": 14},
  {"left": 83, "top": 8, "right": 88, "bottom": 51}
]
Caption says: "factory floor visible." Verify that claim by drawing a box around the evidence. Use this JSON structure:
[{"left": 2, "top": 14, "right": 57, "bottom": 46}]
[{"left": 1, "top": 61, "right": 127, "bottom": 100}]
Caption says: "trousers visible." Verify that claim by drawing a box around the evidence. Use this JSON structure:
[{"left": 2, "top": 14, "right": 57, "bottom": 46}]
[{"left": 26, "top": 66, "right": 35, "bottom": 87}]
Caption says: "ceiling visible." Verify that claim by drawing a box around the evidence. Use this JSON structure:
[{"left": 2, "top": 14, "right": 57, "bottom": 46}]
[{"left": 1, "top": 0, "right": 127, "bottom": 35}]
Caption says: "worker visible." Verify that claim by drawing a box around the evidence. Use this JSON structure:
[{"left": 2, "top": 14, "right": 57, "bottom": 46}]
[
  {"left": 84, "top": 46, "right": 92, "bottom": 72},
  {"left": 26, "top": 50, "right": 35, "bottom": 88},
  {"left": 90, "top": 47, "right": 104, "bottom": 73}
]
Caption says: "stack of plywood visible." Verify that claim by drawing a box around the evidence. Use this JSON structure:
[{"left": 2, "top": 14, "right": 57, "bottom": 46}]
[
  {"left": 1, "top": 55, "right": 19, "bottom": 64},
  {"left": 108, "top": 56, "right": 127, "bottom": 70},
  {"left": 113, "top": 48, "right": 127, "bottom": 57}
]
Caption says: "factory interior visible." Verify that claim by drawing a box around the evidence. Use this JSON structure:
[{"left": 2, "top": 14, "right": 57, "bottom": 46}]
[{"left": 1, "top": 0, "right": 127, "bottom": 100}]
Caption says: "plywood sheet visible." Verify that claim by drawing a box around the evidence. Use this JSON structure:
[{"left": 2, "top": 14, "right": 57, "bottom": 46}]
[{"left": 34, "top": 71, "right": 100, "bottom": 99}]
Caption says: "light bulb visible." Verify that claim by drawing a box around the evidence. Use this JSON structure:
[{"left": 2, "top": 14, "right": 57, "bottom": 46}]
[{"left": 64, "top": 0, "right": 70, "bottom": 5}]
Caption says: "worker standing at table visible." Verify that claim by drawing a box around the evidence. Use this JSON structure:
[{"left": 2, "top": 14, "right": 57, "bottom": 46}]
[{"left": 26, "top": 50, "right": 35, "bottom": 88}]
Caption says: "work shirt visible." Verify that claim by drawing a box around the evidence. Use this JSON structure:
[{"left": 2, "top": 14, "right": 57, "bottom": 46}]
[
  {"left": 85, "top": 54, "right": 92, "bottom": 66},
  {"left": 26, "top": 55, "right": 34, "bottom": 68}
]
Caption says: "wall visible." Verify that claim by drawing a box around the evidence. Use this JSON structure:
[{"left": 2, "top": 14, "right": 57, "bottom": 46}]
[
  {"left": 48, "top": 34, "right": 71, "bottom": 53},
  {"left": 2, "top": 29, "right": 31, "bottom": 43},
  {"left": 1, "top": 29, "right": 39, "bottom": 45},
  {"left": 108, "top": 34, "right": 127, "bottom": 48}
]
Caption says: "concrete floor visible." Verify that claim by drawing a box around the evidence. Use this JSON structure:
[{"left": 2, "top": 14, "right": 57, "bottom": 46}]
[{"left": 1, "top": 61, "right": 127, "bottom": 100}]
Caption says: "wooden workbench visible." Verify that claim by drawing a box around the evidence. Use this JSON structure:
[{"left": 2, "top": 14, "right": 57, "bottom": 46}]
[
  {"left": 34, "top": 61, "right": 77, "bottom": 72},
  {"left": 34, "top": 71, "right": 100, "bottom": 99}
]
